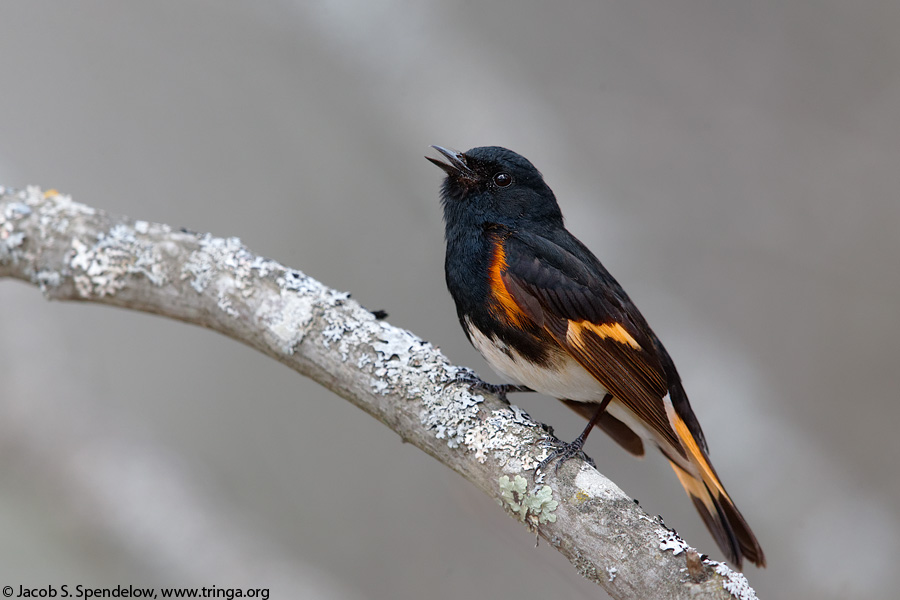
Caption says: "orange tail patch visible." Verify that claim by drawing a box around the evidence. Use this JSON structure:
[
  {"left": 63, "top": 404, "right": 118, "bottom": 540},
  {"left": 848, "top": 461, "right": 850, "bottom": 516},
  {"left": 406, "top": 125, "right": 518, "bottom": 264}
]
[{"left": 668, "top": 412, "right": 766, "bottom": 568}]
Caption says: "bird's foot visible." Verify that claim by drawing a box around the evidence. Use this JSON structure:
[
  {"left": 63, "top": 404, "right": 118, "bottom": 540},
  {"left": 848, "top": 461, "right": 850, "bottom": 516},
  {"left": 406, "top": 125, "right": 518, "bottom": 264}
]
[
  {"left": 535, "top": 435, "right": 595, "bottom": 480},
  {"left": 452, "top": 369, "right": 532, "bottom": 403},
  {"left": 534, "top": 395, "right": 609, "bottom": 480}
]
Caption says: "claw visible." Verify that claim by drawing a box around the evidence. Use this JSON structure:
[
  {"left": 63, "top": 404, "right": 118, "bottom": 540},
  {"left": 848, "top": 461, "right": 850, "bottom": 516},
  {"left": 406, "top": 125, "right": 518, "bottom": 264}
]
[
  {"left": 535, "top": 438, "right": 595, "bottom": 479},
  {"left": 532, "top": 393, "right": 612, "bottom": 480},
  {"left": 452, "top": 370, "right": 532, "bottom": 402}
]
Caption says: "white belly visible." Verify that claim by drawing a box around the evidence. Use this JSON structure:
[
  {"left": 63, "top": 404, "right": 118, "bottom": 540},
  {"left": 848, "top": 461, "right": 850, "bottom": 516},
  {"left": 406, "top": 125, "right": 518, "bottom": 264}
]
[
  {"left": 466, "top": 319, "right": 608, "bottom": 402},
  {"left": 466, "top": 319, "right": 665, "bottom": 448}
]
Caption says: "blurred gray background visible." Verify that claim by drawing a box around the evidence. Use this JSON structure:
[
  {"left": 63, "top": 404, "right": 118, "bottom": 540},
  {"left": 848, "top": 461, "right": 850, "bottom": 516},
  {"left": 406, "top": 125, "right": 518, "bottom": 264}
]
[{"left": 2, "top": 1, "right": 898, "bottom": 598}]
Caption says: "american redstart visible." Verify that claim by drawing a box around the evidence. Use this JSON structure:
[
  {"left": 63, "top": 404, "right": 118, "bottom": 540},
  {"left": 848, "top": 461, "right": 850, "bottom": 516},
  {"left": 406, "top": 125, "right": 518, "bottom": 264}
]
[{"left": 427, "top": 145, "right": 765, "bottom": 569}]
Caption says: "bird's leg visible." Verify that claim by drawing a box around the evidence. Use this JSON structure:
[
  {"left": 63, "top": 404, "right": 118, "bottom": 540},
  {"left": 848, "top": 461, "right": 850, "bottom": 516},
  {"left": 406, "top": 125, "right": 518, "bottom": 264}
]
[
  {"left": 452, "top": 369, "right": 533, "bottom": 403},
  {"left": 536, "top": 393, "right": 613, "bottom": 476}
]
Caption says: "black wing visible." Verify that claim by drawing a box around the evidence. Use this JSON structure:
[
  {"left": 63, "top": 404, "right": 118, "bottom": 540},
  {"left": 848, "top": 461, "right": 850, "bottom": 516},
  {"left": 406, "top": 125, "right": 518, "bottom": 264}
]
[
  {"left": 496, "top": 228, "right": 765, "bottom": 567},
  {"left": 499, "top": 229, "right": 682, "bottom": 454}
]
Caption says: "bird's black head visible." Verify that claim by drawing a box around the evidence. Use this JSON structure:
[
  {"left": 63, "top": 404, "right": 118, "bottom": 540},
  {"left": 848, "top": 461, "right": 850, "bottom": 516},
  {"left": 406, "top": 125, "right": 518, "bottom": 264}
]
[{"left": 427, "top": 146, "right": 563, "bottom": 229}]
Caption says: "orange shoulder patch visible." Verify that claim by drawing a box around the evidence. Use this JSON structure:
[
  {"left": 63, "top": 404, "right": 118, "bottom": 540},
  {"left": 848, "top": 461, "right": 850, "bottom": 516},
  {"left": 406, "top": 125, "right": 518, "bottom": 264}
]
[
  {"left": 488, "top": 240, "right": 528, "bottom": 327},
  {"left": 569, "top": 320, "right": 642, "bottom": 350}
]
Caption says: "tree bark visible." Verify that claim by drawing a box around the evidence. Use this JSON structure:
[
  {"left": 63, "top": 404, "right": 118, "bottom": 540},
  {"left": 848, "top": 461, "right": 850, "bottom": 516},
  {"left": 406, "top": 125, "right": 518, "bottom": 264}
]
[{"left": 0, "top": 185, "right": 758, "bottom": 600}]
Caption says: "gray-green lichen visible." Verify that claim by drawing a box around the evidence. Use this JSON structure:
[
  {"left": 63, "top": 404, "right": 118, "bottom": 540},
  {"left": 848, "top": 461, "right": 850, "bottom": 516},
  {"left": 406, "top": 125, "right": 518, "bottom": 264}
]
[{"left": 499, "top": 475, "right": 558, "bottom": 526}]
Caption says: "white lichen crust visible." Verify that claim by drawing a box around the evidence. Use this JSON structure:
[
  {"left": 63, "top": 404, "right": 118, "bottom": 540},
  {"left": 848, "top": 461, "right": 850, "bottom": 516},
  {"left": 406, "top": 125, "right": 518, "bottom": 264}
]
[
  {"left": 656, "top": 526, "right": 758, "bottom": 600},
  {"left": 713, "top": 563, "right": 758, "bottom": 600},
  {"left": 70, "top": 223, "right": 169, "bottom": 297},
  {"left": 1, "top": 187, "right": 169, "bottom": 297}
]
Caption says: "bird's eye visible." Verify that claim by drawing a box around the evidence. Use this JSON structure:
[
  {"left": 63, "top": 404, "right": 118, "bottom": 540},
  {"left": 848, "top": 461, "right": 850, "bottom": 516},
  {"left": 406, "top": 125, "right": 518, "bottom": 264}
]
[{"left": 493, "top": 172, "right": 512, "bottom": 187}]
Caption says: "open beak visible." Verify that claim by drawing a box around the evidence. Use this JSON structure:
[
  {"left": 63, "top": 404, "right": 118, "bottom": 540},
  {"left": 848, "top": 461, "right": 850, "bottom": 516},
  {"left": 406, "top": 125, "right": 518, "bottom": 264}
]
[{"left": 426, "top": 145, "right": 475, "bottom": 178}]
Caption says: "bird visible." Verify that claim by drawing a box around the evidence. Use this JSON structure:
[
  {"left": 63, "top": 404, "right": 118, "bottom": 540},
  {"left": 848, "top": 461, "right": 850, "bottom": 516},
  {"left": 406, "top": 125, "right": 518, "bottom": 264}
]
[{"left": 427, "top": 145, "right": 765, "bottom": 569}]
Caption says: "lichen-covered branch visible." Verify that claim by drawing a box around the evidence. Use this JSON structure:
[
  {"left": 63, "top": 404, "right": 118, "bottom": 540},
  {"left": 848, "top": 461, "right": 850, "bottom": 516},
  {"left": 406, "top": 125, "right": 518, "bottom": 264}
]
[{"left": 0, "top": 186, "right": 757, "bottom": 600}]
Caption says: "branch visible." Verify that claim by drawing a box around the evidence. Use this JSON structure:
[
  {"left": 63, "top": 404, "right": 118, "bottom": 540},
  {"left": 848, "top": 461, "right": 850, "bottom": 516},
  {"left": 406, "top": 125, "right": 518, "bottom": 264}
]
[{"left": 0, "top": 186, "right": 757, "bottom": 600}]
